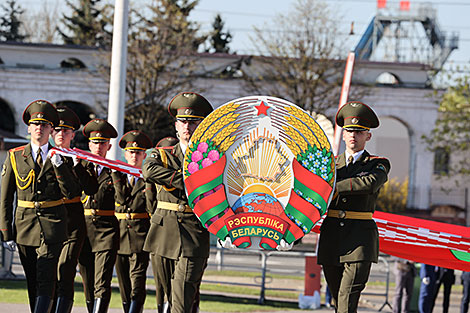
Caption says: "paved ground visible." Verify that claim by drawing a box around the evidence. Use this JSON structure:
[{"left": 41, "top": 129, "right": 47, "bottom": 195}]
[{"left": 0, "top": 247, "right": 466, "bottom": 312}]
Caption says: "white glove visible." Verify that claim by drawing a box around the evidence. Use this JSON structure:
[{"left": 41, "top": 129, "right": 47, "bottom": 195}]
[
  {"left": 48, "top": 150, "right": 63, "bottom": 167},
  {"left": 71, "top": 155, "right": 79, "bottom": 166},
  {"left": 422, "top": 277, "right": 430, "bottom": 285},
  {"left": 2, "top": 240, "right": 16, "bottom": 252},
  {"left": 218, "top": 237, "right": 236, "bottom": 249},
  {"left": 276, "top": 239, "right": 293, "bottom": 251}
]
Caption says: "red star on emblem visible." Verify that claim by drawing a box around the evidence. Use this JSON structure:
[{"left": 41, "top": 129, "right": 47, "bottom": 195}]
[{"left": 255, "top": 101, "right": 270, "bottom": 116}]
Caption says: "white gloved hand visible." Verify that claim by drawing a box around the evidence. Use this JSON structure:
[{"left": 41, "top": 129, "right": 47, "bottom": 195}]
[
  {"left": 71, "top": 155, "right": 79, "bottom": 166},
  {"left": 2, "top": 240, "right": 16, "bottom": 252},
  {"left": 422, "top": 277, "right": 430, "bottom": 285},
  {"left": 218, "top": 237, "right": 236, "bottom": 249},
  {"left": 48, "top": 150, "right": 63, "bottom": 167},
  {"left": 276, "top": 239, "right": 293, "bottom": 251}
]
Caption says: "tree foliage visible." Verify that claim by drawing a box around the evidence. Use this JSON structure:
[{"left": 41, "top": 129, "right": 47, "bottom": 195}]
[
  {"left": 0, "top": 0, "right": 27, "bottom": 42},
  {"left": 206, "top": 13, "right": 232, "bottom": 54},
  {"left": 22, "top": 1, "right": 61, "bottom": 43},
  {"left": 58, "top": 0, "right": 112, "bottom": 47},
  {"left": 122, "top": 0, "right": 204, "bottom": 143},
  {"left": 424, "top": 70, "right": 470, "bottom": 179},
  {"left": 241, "top": 0, "right": 356, "bottom": 116},
  {"left": 376, "top": 178, "right": 409, "bottom": 212}
]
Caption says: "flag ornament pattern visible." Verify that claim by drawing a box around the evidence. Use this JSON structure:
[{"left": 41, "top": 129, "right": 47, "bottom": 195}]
[
  {"left": 311, "top": 211, "right": 470, "bottom": 271},
  {"left": 183, "top": 96, "right": 336, "bottom": 250}
]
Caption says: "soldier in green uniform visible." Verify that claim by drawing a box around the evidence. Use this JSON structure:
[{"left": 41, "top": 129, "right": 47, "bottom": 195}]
[
  {"left": 317, "top": 101, "right": 391, "bottom": 313},
  {"left": 150, "top": 136, "right": 179, "bottom": 313},
  {"left": 78, "top": 119, "right": 119, "bottom": 313},
  {"left": 111, "top": 130, "right": 156, "bottom": 313},
  {"left": 142, "top": 92, "right": 213, "bottom": 313},
  {"left": 51, "top": 106, "right": 98, "bottom": 313},
  {"left": 0, "top": 100, "right": 81, "bottom": 313}
]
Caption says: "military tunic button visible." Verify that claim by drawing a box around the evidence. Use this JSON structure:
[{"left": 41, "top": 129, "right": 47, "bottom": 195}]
[
  {"left": 92, "top": 200, "right": 96, "bottom": 203},
  {"left": 338, "top": 210, "right": 346, "bottom": 218},
  {"left": 126, "top": 213, "right": 131, "bottom": 219},
  {"left": 37, "top": 190, "right": 42, "bottom": 194},
  {"left": 92, "top": 218, "right": 97, "bottom": 222},
  {"left": 341, "top": 198, "right": 347, "bottom": 203},
  {"left": 339, "top": 222, "right": 345, "bottom": 227},
  {"left": 127, "top": 225, "right": 131, "bottom": 229},
  {"left": 36, "top": 212, "right": 41, "bottom": 216},
  {"left": 37, "top": 179, "right": 41, "bottom": 183},
  {"left": 178, "top": 204, "right": 185, "bottom": 212}
]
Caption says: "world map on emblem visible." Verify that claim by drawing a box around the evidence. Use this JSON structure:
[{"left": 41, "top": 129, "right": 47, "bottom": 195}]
[{"left": 183, "top": 96, "right": 336, "bottom": 250}]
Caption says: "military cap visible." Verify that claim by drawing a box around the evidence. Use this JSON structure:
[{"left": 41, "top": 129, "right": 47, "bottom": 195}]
[
  {"left": 156, "top": 136, "right": 178, "bottom": 149},
  {"left": 119, "top": 130, "right": 152, "bottom": 151},
  {"left": 22, "top": 99, "right": 59, "bottom": 127},
  {"left": 335, "top": 101, "right": 380, "bottom": 131},
  {"left": 168, "top": 92, "right": 213, "bottom": 121},
  {"left": 55, "top": 106, "right": 81, "bottom": 130},
  {"left": 83, "top": 118, "right": 118, "bottom": 142}
]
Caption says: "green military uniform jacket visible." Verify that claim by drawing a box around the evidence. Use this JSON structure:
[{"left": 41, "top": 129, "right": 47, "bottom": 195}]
[
  {"left": 81, "top": 161, "right": 119, "bottom": 252},
  {"left": 62, "top": 157, "right": 99, "bottom": 240},
  {"left": 317, "top": 151, "right": 390, "bottom": 265},
  {"left": 0, "top": 144, "right": 80, "bottom": 245},
  {"left": 142, "top": 144, "right": 210, "bottom": 259},
  {"left": 112, "top": 171, "right": 156, "bottom": 255}
]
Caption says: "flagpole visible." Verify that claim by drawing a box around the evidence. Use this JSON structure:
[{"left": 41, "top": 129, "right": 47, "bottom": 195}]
[
  {"left": 332, "top": 52, "right": 356, "bottom": 156},
  {"left": 107, "top": 0, "right": 129, "bottom": 160}
]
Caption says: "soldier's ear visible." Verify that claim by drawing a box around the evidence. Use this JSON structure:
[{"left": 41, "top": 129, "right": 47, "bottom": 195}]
[
  {"left": 107, "top": 143, "right": 112, "bottom": 151},
  {"left": 366, "top": 132, "right": 372, "bottom": 141}
]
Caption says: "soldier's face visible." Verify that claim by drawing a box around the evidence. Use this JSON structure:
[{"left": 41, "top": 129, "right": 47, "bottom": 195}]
[
  {"left": 175, "top": 119, "right": 201, "bottom": 144},
  {"left": 342, "top": 129, "right": 371, "bottom": 153},
  {"left": 125, "top": 150, "right": 146, "bottom": 168},
  {"left": 89, "top": 141, "right": 111, "bottom": 158},
  {"left": 28, "top": 122, "right": 52, "bottom": 145},
  {"left": 52, "top": 128, "right": 75, "bottom": 148}
]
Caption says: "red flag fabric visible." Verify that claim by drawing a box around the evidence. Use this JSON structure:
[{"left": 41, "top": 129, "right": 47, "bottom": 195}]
[
  {"left": 377, "top": 0, "right": 386, "bottom": 9},
  {"left": 312, "top": 211, "right": 470, "bottom": 271},
  {"left": 400, "top": 0, "right": 410, "bottom": 11}
]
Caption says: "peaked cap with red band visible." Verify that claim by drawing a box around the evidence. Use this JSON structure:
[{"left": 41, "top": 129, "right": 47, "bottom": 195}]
[
  {"left": 168, "top": 92, "right": 213, "bottom": 121},
  {"left": 22, "top": 99, "right": 59, "bottom": 127},
  {"left": 335, "top": 101, "right": 379, "bottom": 131}
]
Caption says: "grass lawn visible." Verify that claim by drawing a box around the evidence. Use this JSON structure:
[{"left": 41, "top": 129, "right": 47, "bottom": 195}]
[{"left": 0, "top": 276, "right": 302, "bottom": 312}]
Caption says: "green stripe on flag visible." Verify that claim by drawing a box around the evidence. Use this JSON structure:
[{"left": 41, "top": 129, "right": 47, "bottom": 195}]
[
  {"left": 199, "top": 200, "right": 229, "bottom": 226},
  {"left": 284, "top": 203, "right": 314, "bottom": 230},
  {"left": 216, "top": 226, "right": 229, "bottom": 240},
  {"left": 451, "top": 249, "right": 470, "bottom": 262},
  {"left": 284, "top": 231, "right": 296, "bottom": 244},
  {"left": 188, "top": 175, "right": 223, "bottom": 205},
  {"left": 293, "top": 178, "right": 327, "bottom": 211}
]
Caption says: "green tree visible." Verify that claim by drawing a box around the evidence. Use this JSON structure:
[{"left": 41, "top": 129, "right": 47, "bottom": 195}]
[
  {"left": 121, "top": 0, "right": 205, "bottom": 142},
  {"left": 376, "top": 178, "right": 409, "bottom": 212},
  {"left": 424, "top": 70, "right": 470, "bottom": 179},
  {"left": 0, "top": 0, "right": 27, "bottom": 42},
  {"left": 206, "top": 14, "right": 232, "bottom": 53},
  {"left": 57, "top": 0, "right": 112, "bottom": 47},
  {"left": 241, "top": 0, "right": 361, "bottom": 115}
]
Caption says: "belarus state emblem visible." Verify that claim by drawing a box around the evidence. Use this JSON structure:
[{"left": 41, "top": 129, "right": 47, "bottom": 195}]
[{"left": 183, "top": 96, "right": 336, "bottom": 250}]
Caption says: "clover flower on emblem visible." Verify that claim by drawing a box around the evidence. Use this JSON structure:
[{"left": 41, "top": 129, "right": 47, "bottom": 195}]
[
  {"left": 191, "top": 150, "right": 203, "bottom": 163},
  {"left": 208, "top": 150, "right": 220, "bottom": 161}
]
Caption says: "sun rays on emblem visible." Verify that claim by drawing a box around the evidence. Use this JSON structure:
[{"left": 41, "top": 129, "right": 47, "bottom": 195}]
[{"left": 226, "top": 128, "right": 292, "bottom": 202}]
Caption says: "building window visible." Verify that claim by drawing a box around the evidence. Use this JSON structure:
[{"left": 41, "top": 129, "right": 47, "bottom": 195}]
[{"left": 434, "top": 148, "right": 449, "bottom": 175}]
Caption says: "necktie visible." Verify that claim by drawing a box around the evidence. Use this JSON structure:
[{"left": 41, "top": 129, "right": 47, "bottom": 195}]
[
  {"left": 36, "top": 148, "right": 43, "bottom": 168},
  {"left": 347, "top": 155, "right": 354, "bottom": 167}
]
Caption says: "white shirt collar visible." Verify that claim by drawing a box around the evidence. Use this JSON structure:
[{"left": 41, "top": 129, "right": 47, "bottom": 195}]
[
  {"left": 345, "top": 149, "right": 365, "bottom": 165},
  {"left": 179, "top": 142, "right": 187, "bottom": 155},
  {"left": 30, "top": 142, "right": 49, "bottom": 163}
]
